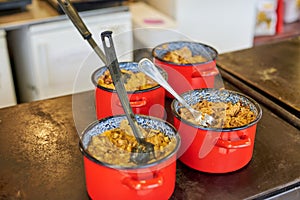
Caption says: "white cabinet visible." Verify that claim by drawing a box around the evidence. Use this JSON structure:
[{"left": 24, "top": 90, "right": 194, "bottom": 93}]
[
  {"left": 130, "top": 2, "right": 178, "bottom": 50},
  {"left": 0, "top": 30, "right": 16, "bottom": 108},
  {"left": 138, "top": 1, "right": 257, "bottom": 53},
  {"left": 9, "top": 9, "right": 132, "bottom": 103}
]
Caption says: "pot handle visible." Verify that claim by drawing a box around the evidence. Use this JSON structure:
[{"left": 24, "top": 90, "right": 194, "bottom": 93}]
[
  {"left": 216, "top": 135, "right": 251, "bottom": 149},
  {"left": 191, "top": 62, "right": 219, "bottom": 78},
  {"left": 116, "top": 97, "right": 147, "bottom": 108},
  {"left": 122, "top": 172, "right": 163, "bottom": 190}
]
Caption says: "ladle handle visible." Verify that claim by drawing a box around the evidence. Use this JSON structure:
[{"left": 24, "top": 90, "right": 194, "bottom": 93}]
[
  {"left": 57, "top": 0, "right": 106, "bottom": 64},
  {"left": 138, "top": 58, "right": 193, "bottom": 110},
  {"left": 101, "top": 31, "right": 144, "bottom": 142}
]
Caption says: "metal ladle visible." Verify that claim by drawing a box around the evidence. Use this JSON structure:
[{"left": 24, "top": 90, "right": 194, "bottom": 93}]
[
  {"left": 138, "top": 58, "right": 214, "bottom": 127},
  {"left": 101, "top": 32, "right": 155, "bottom": 164},
  {"left": 58, "top": 0, "right": 155, "bottom": 164}
]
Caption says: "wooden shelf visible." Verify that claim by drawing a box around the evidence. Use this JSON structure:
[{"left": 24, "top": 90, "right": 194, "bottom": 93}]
[{"left": 254, "top": 20, "right": 300, "bottom": 46}]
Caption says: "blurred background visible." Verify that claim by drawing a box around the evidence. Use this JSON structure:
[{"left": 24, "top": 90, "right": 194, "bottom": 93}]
[{"left": 0, "top": 0, "right": 299, "bottom": 107}]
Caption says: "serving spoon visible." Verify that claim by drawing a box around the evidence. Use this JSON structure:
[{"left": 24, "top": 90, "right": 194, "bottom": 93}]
[
  {"left": 138, "top": 58, "right": 214, "bottom": 127},
  {"left": 58, "top": 0, "right": 155, "bottom": 164}
]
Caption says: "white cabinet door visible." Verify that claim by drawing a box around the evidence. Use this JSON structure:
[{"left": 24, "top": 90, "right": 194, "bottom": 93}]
[
  {"left": 0, "top": 30, "right": 16, "bottom": 108},
  {"left": 29, "top": 12, "right": 132, "bottom": 101},
  {"left": 12, "top": 10, "right": 132, "bottom": 102}
]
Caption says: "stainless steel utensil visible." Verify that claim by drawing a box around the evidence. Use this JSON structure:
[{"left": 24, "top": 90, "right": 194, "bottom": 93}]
[
  {"left": 138, "top": 58, "right": 214, "bottom": 127},
  {"left": 57, "top": 0, "right": 155, "bottom": 164},
  {"left": 101, "top": 31, "right": 155, "bottom": 164},
  {"left": 57, "top": 0, "right": 106, "bottom": 63}
]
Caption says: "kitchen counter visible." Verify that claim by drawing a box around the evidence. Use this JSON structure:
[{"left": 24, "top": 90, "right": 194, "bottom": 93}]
[
  {"left": 0, "top": 0, "right": 58, "bottom": 29},
  {"left": 218, "top": 36, "right": 300, "bottom": 115},
  {"left": 0, "top": 0, "right": 129, "bottom": 30},
  {"left": 217, "top": 36, "right": 300, "bottom": 130},
  {"left": 0, "top": 80, "right": 300, "bottom": 199}
]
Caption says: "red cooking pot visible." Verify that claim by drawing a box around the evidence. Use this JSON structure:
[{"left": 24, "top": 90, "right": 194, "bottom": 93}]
[
  {"left": 152, "top": 41, "right": 219, "bottom": 98},
  {"left": 171, "top": 88, "right": 262, "bottom": 173},
  {"left": 91, "top": 62, "right": 167, "bottom": 119},
  {"left": 79, "top": 114, "right": 181, "bottom": 200}
]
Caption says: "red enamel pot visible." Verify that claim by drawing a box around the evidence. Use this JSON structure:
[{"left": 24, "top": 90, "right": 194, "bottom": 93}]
[
  {"left": 79, "top": 115, "right": 181, "bottom": 200},
  {"left": 171, "top": 89, "right": 262, "bottom": 173},
  {"left": 152, "top": 41, "right": 219, "bottom": 98},
  {"left": 91, "top": 62, "right": 167, "bottom": 119}
]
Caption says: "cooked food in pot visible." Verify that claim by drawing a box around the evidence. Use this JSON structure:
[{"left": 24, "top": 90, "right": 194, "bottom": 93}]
[
  {"left": 87, "top": 120, "right": 176, "bottom": 167},
  {"left": 163, "top": 46, "right": 208, "bottom": 64},
  {"left": 98, "top": 69, "right": 158, "bottom": 91},
  {"left": 179, "top": 100, "right": 256, "bottom": 128}
]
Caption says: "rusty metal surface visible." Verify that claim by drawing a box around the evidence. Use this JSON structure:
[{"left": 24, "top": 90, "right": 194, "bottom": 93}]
[
  {"left": 217, "top": 36, "right": 300, "bottom": 117},
  {"left": 219, "top": 68, "right": 300, "bottom": 129},
  {"left": 0, "top": 86, "right": 300, "bottom": 199},
  {"left": 0, "top": 96, "right": 89, "bottom": 199}
]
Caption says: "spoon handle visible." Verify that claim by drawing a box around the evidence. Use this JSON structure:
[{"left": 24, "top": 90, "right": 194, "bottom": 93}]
[
  {"left": 101, "top": 31, "right": 144, "bottom": 142},
  {"left": 57, "top": 0, "right": 107, "bottom": 64},
  {"left": 138, "top": 58, "right": 193, "bottom": 110}
]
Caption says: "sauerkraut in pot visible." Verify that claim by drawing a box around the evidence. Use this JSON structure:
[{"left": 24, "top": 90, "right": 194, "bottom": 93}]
[
  {"left": 163, "top": 46, "right": 208, "bottom": 64},
  {"left": 98, "top": 69, "right": 158, "bottom": 91},
  {"left": 87, "top": 120, "right": 176, "bottom": 167},
  {"left": 179, "top": 100, "right": 256, "bottom": 128}
]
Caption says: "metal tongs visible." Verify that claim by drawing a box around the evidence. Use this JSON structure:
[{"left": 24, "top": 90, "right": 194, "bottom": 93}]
[{"left": 58, "top": 0, "right": 155, "bottom": 164}]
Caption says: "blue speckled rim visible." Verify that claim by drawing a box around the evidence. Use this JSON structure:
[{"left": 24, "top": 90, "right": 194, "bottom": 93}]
[
  {"left": 152, "top": 41, "right": 218, "bottom": 66},
  {"left": 79, "top": 114, "right": 181, "bottom": 170},
  {"left": 171, "top": 88, "right": 262, "bottom": 131},
  {"left": 91, "top": 62, "right": 168, "bottom": 94}
]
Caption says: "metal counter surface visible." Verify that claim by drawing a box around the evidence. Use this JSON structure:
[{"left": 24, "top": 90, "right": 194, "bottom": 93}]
[
  {"left": 217, "top": 36, "right": 300, "bottom": 117},
  {"left": 0, "top": 81, "right": 299, "bottom": 199}
]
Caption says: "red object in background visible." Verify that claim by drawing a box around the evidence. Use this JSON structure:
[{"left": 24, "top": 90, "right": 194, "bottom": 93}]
[
  {"left": 94, "top": 86, "right": 165, "bottom": 119},
  {"left": 91, "top": 62, "right": 166, "bottom": 120},
  {"left": 152, "top": 41, "right": 219, "bottom": 99},
  {"left": 276, "top": 0, "right": 284, "bottom": 33},
  {"left": 153, "top": 58, "right": 219, "bottom": 98}
]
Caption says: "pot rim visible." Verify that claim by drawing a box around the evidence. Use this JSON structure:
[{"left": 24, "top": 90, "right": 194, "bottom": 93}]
[
  {"left": 91, "top": 61, "right": 168, "bottom": 94},
  {"left": 152, "top": 40, "right": 218, "bottom": 66},
  {"left": 171, "top": 88, "right": 262, "bottom": 131},
  {"left": 79, "top": 114, "right": 181, "bottom": 170}
]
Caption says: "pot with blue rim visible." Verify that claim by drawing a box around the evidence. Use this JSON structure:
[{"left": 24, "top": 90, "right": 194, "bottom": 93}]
[
  {"left": 79, "top": 114, "right": 181, "bottom": 200},
  {"left": 91, "top": 62, "right": 167, "bottom": 119},
  {"left": 152, "top": 41, "right": 219, "bottom": 98},
  {"left": 171, "top": 88, "right": 262, "bottom": 173}
]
